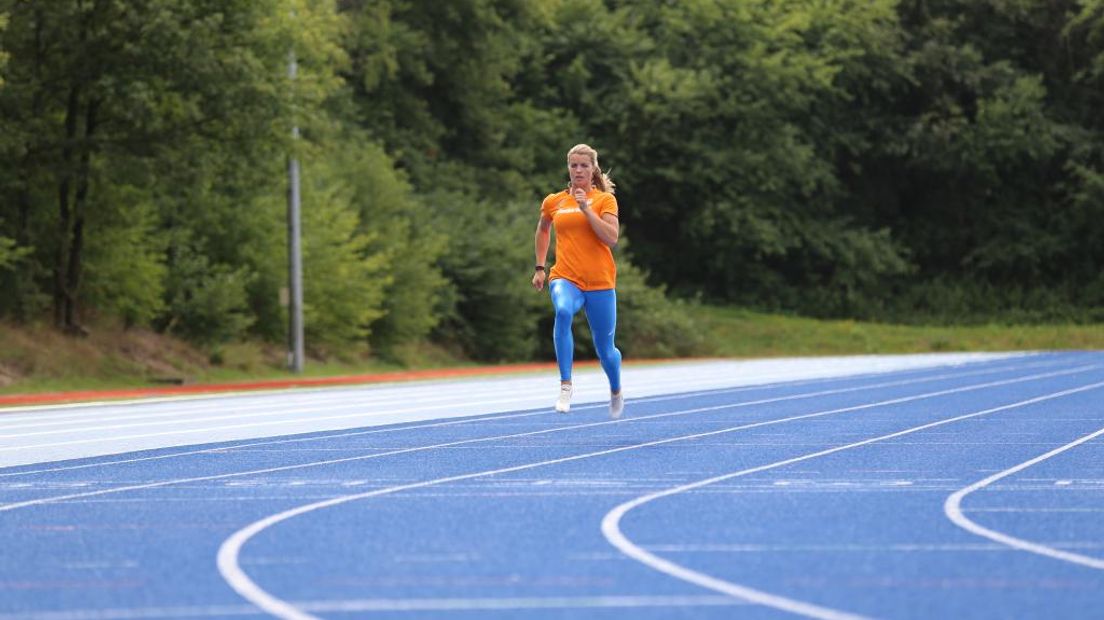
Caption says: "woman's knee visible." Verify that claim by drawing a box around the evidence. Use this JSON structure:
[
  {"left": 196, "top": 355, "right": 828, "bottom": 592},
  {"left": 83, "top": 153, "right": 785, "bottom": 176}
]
[
  {"left": 554, "top": 306, "right": 576, "bottom": 324},
  {"left": 595, "top": 343, "right": 621, "bottom": 363}
]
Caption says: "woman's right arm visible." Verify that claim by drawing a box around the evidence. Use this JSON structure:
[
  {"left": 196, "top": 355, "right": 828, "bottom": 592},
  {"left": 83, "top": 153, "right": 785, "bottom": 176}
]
[{"left": 532, "top": 216, "right": 552, "bottom": 291}]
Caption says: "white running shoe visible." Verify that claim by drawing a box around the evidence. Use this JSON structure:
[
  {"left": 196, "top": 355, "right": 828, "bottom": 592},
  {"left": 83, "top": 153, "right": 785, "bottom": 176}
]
[
  {"left": 609, "top": 391, "right": 624, "bottom": 419},
  {"left": 555, "top": 383, "right": 573, "bottom": 413}
]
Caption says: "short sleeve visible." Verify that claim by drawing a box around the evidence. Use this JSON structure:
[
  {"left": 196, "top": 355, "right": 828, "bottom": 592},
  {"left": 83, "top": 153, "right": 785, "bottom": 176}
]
[
  {"left": 597, "top": 193, "right": 618, "bottom": 218},
  {"left": 540, "top": 193, "right": 558, "bottom": 219}
]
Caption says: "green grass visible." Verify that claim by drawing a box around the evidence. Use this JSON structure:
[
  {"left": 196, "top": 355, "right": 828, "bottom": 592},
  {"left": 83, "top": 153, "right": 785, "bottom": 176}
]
[
  {"left": 691, "top": 306, "right": 1104, "bottom": 357},
  {"left": 1, "top": 310, "right": 1100, "bottom": 397}
]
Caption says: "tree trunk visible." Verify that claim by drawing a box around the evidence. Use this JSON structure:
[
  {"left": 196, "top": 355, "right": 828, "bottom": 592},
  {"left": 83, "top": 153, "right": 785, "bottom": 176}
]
[
  {"left": 63, "top": 98, "right": 99, "bottom": 332},
  {"left": 53, "top": 84, "right": 80, "bottom": 330}
]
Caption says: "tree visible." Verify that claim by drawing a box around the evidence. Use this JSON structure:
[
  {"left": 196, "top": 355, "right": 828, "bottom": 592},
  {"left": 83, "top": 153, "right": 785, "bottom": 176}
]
[{"left": 0, "top": 1, "right": 297, "bottom": 331}]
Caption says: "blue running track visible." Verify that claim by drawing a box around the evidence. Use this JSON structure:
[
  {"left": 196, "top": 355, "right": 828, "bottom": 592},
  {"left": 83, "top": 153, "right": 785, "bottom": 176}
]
[{"left": 1, "top": 352, "right": 1102, "bottom": 619}]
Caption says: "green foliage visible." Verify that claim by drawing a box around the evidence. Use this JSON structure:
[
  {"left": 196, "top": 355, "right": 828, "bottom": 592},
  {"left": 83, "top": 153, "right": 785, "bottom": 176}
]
[
  {"left": 884, "top": 277, "right": 1104, "bottom": 325},
  {"left": 1, "top": 0, "right": 1103, "bottom": 366},
  {"left": 1063, "top": 0, "right": 1104, "bottom": 80},
  {"left": 369, "top": 235, "right": 446, "bottom": 354},
  {"left": 0, "top": 11, "right": 7, "bottom": 86},
  {"left": 343, "top": 0, "right": 548, "bottom": 197},
  {"left": 0, "top": 217, "right": 28, "bottom": 276},
  {"left": 512, "top": 0, "right": 915, "bottom": 315},
  {"left": 610, "top": 260, "right": 705, "bottom": 359},
  {"left": 311, "top": 128, "right": 448, "bottom": 355},
  {"left": 429, "top": 195, "right": 546, "bottom": 362},
  {"left": 0, "top": 0, "right": 330, "bottom": 332},
  {"left": 1065, "top": 159, "right": 1104, "bottom": 296},
  {"left": 0, "top": 236, "right": 17, "bottom": 270},
  {"left": 299, "top": 155, "right": 391, "bottom": 353},
  {"left": 162, "top": 243, "right": 255, "bottom": 345},
  {"left": 82, "top": 184, "right": 166, "bottom": 327}
]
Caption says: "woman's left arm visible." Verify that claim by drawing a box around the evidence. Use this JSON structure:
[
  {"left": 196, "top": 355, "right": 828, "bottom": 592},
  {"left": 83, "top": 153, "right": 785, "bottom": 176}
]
[{"left": 583, "top": 208, "right": 619, "bottom": 247}]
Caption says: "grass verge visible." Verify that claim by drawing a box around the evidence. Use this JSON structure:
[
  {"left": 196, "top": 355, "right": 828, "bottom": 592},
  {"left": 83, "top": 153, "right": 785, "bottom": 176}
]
[
  {"left": 693, "top": 307, "right": 1104, "bottom": 357},
  {"left": 1, "top": 308, "right": 1100, "bottom": 396}
]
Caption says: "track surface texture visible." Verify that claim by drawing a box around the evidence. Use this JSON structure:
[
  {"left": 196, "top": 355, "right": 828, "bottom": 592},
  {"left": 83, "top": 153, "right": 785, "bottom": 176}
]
[{"left": 2, "top": 352, "right": 1102, "bottom": 619}]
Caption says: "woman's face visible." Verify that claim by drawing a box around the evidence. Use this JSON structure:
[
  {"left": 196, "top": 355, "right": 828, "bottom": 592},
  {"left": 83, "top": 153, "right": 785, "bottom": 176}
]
[{"left": 568, "top": 154, "right": 593, "bottom": 189}]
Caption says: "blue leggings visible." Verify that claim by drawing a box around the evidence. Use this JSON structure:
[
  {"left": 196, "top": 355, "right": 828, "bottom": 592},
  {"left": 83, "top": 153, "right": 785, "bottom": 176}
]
[{"left": 549, "top": 278, "right": 622, "bottom": 392}]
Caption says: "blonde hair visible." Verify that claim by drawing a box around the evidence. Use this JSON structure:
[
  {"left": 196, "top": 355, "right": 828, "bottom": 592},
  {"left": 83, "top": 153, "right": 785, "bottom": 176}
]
[{"left": 567, "top": 143, "right": 616, "bottom": 194}]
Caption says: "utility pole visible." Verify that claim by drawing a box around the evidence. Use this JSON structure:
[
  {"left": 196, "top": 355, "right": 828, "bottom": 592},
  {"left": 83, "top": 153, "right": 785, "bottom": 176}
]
[{"left": 287, "top": 48, "right": 304, "bottom": 373}]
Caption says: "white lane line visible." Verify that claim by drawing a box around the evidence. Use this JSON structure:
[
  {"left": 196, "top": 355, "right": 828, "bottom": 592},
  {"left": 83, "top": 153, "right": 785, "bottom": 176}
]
[
  {"left": 0, "top": 353, "right": 1030, "bottom": 419},
  {"left": 0, "top": 368, "right": 709, "bottom": 428},
  {"left": 642, "top": 542, "right": 1104, "bottom": 552},
  {"left": 0, "top": 408, "right": 559, "bottom": 478},
  {"left": 0, "top": 595, "right": 743, "bottom": 620},
  {"left": 2, "top": 360, "right": 1086, "bottom": 458},
  {"left": 297, "top": 594, "right": 744, "bottom": 611},
  {"left": 0, "top": 359, "right": 1066, "bottom": 477},
  {"left": 0, "top": 380, "right": 557, "bottom": 431},
  {"left": 0, "top": 362, "right": 825, "bottom": 423},
  {"left": 0, "top": 367, "right": 797, "bottom": 437},
  {"left": 0, "top": 385, "right": 564, "bottom": 439},
  {"left": 1, "top": 365, "right": 1092, "bottom": 513},
  {"left": 0, "top": 354, "right": 1047, "bottom": 430},
  {"left": 944, "top": 425, "right": 1104, "bottom": 570},
  {"left": 216, "top": 374, "right": 1104, "bottom": 620},
  {"left": 0, "top": 361, "right": 1015, "bottom": 474},
  {"left": 968, "top": 508, "right": 1104, "bottom": 513},
  {"left": 0, "top": 391, "right": 571, "bottom": 450},
  {"left": 0, "top": 606, "right": 264, "bottom": 620},
  {"left": 600, "top": 380, "right": 1104, "bottom": 620}
]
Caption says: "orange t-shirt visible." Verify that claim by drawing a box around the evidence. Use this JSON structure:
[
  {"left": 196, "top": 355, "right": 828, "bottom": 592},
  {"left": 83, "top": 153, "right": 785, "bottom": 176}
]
[{"left": 541, "top": 188, "right": 619, "bottom": 290}]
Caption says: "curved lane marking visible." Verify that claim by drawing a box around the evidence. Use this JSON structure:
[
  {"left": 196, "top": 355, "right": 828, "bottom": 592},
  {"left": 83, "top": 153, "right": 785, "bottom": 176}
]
[
  {"left": 944, "top": 426, "right": 1104, "bottom": 569},
  {"left": 601, "top": 380, "right": 1104, "bottom": 619},
  {"left": 217, "top": 373, "right": 1103, "bottom": 619}
]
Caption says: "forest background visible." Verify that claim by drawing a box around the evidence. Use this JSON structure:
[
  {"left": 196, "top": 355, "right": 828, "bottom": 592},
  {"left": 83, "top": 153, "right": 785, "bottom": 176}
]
[{"left": 1, "top": 0, "right": 1102, "bottom": 387}]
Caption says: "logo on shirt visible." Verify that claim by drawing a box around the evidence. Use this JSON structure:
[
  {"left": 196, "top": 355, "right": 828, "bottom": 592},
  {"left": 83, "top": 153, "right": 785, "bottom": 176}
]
[{"left": 556, "top": 196, "right": 591, "bottom": 216}]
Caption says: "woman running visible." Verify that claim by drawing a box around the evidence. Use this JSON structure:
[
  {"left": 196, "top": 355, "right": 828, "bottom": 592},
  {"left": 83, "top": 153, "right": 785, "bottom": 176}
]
[{"left": 531, "top": 143, "right": 624, "bottom": 419}]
